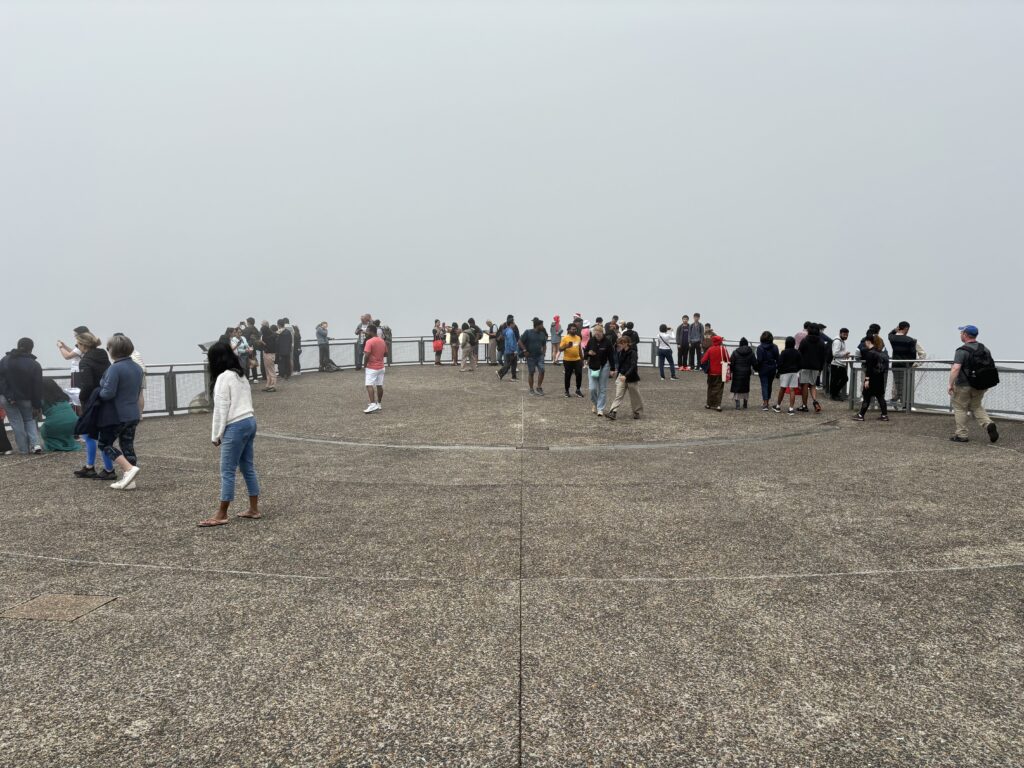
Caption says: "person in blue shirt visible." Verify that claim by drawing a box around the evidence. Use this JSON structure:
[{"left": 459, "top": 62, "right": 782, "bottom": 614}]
[
  {"left": 97, "top": 334, "right": 144, "bottom": 490},
  {"left": 497, "top": 316, "right": 520, "bottom": 381}
]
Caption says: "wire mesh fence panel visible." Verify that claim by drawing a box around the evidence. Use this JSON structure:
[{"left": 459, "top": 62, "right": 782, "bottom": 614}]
[
  {"left": 175, "top": 371, "right": 209, "bottom": 411},
  {"left": 912, "top": 362, "right": 1024, "bottom": 416},
  {"left": 389, "top": 340, "right": 421, "bottom": 364}
]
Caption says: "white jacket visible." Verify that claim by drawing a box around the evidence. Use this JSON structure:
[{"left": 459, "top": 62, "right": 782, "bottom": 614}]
[{"left": 211, "top": 371, "right": 255, "bottom": 442}]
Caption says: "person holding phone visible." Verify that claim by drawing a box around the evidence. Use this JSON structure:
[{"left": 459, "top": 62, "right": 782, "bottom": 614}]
[{"left": 559, "top": 323, "right": 585, "bottom": 397}]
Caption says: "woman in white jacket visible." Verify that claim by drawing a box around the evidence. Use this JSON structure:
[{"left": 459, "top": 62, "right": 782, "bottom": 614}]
[{"left": 199, "top": 341, "right": 261, "bottom": 527}]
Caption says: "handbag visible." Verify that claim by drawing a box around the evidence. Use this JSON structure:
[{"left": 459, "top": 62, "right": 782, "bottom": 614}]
[
  {"left": 720, "top": 347, "right": 731, "bottom": 383},
  {"left": 432, "top": 339, "right": 444, "bottom": 353},
  {"left": 589, "top": 367, "right": 601, "bottom": 379}
]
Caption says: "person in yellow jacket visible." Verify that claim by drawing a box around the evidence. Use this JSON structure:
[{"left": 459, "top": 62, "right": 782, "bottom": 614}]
[{"left": 559, "top": 323, "right": 585, "bottom": 397}]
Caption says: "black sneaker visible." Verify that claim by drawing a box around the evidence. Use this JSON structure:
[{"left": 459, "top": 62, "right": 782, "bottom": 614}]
[
  {"left": 529, "top": 388, "right": 536, "bottom": 395},
  {"left": 987, "top": 423, "right": 999, "bottom": 443},
  {"left": 852, "top": 414, "right": 865, "bottom": 422},
  {"left": 797, "top": 405, "right": 809, "bottom": 412},
  {"left": 535, "top": 388, "right": 545, "bottom": 396},
  {"left": 74, "top": 466, "right": 97, "bottom": 479},
  {"left": 771, "top": 405, "right": 781, "bottom": 413},
  {"left": 879, "top": 415, "right": 889, "bottom": 421},
  {"left": 950, "top": 436, "right": 969, "bottom": 443},
  {"left": 564, "top": 391, "right": 571, "bottom": 398},
  {"left": 575, "top": 389, "right": 584, "bottom": 398},
  {"left": 96, "top": 469, "right": 117, "bottom": 481}
]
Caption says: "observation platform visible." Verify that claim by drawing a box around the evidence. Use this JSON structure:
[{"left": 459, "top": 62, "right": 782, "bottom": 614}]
[{"left": 2, "top": 366, "right": 1022, "bottom": 766}]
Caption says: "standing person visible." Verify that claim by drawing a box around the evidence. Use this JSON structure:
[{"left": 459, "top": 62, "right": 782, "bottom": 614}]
[
  {"left": 606, "top": 335, "right": 643, "bottom": 420},
  {"left": 559, "top": 322, "right": 585, "bottom": 398},
  {"left": 230, "top": 328, "right": 250, "bottom": 384},
  {"left": 0, "top": 338, "right": 44, "bottom": 454},
  {"left": 57, "top": 325, "right": 90, "bottom": 410},
  {"left": 261, "top": 323, "right": 278, "bottom": 392},
  {"left": 794, "top": 321, "right": 811, "bottom": 350},
  {"left": 459, "top": 323, "right": 477, "bottom": 372},
  {"left": 550, "top": 316, "right": 563, "bottom": 364},
  {"left": 432, "top": 320, "right": 445, "bottom": 365},
  {"left": 701, "top": 323, "right": 715, "bottom": 358},
  {"left": 39, "top": 379, "right": 80, "bottom": 452},
  {"left": 623, "top": 322, "right": 640, "bottom": 349},
  {"left": 687, "top": 313, "right": 704, "bottom": 370},
  {"left": 853, "top": 335, "right": 890, "bottom": 422},
  {"left": 354, "top": 314, "right": 371, "bottom": 370},
  {"left": 0, "top": 406, "right": 11, "bottom": 455},
  {"left": 888, "top": 321, "right": 919, "bottom": 410},
  {"left": 774, "top": 336, "right": 802, "bottom": 414},
  {"left": 857, "top": 323, "right": 882, "bottom": 358},
  {"left": 291, "top": 322, "right": 302, "bottom": 375},
  {"left": 729, "top": 338, "right": 755, "bottom": 409},
  {"left": 362, "top": 325, "right": 387, "bottom": 413},
  {"left": 755, "top": 331, "right": 779, "bottom": 410},
  {"left": 829, "top": 328, "right": 852, "bottom": 401},
  {"left": 275, "top": 320, "right": 293, "bottom": 380},
  {"left": 258, "top": 320, "right": 270, "bottom": 381},
  {"left": 449, "top": 320, "right": 461, "bottom": 367},
  {"left": 199, "top": 341, "right": 261, "bottom": 527},
  {"left": 72, "top": 333, "right": 115, "bottom": 478},
  {"left": 675, "top": 315, "right": 690, "bottom": 371},
  {"left": 797, "top": 323, "right": 826, "bottom": 413},
  {"left": 242, "top": 318, "right": 261, "bottom": 382},
  {"left": 656, "top": 324, "right": 678, "bottom": 380},
  {"left": 466, "top": 318, "right": 481, "bottom": 369},
  {"left": 96, "top": 334, "right": 144, "bottom": 490},
  {"left": 316, "top": 321, "right": 331, "bottom": 371},
  {"left": 519, "top": 318, "right": 549, "bottom": 395},
  {"left": 585, "top": 323, "right": 615, "bottom": 415},
  {"left": 700, "top": 335, "right": 730, "bottom": 411},
  {"left": 497, "top": 317, "right": 519, "bottom": 381},
  {"left": 485, "top": 319, "right": 498, "bottom": 365},
  {"left": 948, "top": 325, "right": 999, "bottom": 443}
]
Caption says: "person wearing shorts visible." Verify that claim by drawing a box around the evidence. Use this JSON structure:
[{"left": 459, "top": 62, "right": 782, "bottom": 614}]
[
  {"left": 362, "top": 325, "right": 387, "bottom": 414},
  {"left": 519, "top": 318, "right": 549, "bottom": 395},
  {"left": 774, "top": 336, "right": 803, "bottom": 414}
]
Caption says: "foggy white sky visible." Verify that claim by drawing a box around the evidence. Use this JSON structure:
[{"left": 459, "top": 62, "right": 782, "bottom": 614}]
[{"left": 2, "top": 0, "right": 1022, "bottom": 366}]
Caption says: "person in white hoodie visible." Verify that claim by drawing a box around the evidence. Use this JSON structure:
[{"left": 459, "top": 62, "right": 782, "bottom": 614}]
[{"left": 199, "top": 341, "right": 261, "bottom": 527}]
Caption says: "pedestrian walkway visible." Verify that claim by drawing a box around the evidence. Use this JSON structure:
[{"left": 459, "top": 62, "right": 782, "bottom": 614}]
[{"left": 1, "top": 368, "right": 1021, "bottom": 766}]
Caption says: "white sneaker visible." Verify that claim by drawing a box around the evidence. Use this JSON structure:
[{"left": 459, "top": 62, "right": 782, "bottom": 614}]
[
  {"left": 32, "top": 445, "right": 43, "bottom": 454},
  {"left": 363, "top": 403, "right": 379, "bottom": 414},
  {"left": 110, "top": 466, "right": 141, "bottom": 490}
]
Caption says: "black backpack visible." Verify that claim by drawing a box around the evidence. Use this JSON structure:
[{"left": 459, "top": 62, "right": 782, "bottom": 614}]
[{"left": 960, "top": 343, "right": 999, "bottom": 390}]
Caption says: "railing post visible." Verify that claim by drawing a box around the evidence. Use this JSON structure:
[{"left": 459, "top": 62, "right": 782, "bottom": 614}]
[
  {"left": 165, "top": 367, "right": 177, "bottom": 416},
  {"left": 907, "top": 361, "right": 916, "bottom": 413},
  {"left": 650, "top": 341, "right": 656, "bottom": 367},
  {"left": 419, "top": 337, "right": 425, "bottom": 365},
  {"left": 848, "top": 360, "right": 856, "bottom": 410}
]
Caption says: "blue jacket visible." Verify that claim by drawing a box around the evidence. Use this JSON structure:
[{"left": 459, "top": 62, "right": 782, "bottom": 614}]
[
  {"left": 503, "top": 326, "right": 517, "bottom": 356},
  {"left": 98, "top": 358, "right": 144, "bottom": 426},
  {"left": 316, "top": 326, "right": 329, "bottom": 344}
]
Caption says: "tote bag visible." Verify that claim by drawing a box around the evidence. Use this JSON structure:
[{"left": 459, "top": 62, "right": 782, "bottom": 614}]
[{"left": 720, "top": 347, "right": 731, "bottom": 383}]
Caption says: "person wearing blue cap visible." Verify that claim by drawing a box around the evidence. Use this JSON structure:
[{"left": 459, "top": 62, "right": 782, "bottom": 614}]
[{"left": 948, "top": 325, "right": 999, "bottom": 443}]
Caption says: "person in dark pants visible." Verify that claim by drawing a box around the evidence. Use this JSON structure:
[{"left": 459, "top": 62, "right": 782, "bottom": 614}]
[
  {"left": 888, "top": 321, "right": 919, "bottom": 410},
  {"left": 292, "top": 323, "right": 302, "bottom": 374},
  {"left": 276, "top": 319, "right": 293, "bottom": 380},
  {"left": 755, "top": 331, "right": 779, "bottom": 410},
  {"left": 316, "top": 322, "right": 332, "bottom": 371},
  {"left": 675, "top": 315, "right": 690, "bottom": 370},
  {"left": 559, "top": 323, "right": 584, "bottom": 397},
  {"left": 497, "top": 320, "right": 519, "bottom": 381},
  {"left": 854, "top": 335, "right": 889, "bottom": 422},
  {"left": 97, "top": 334, "right": 144, "bottom": 489},
  {"left": 700, "top": 335, "right": 729, "bottom": 411},
  {"left": 829, "top": 327, "right": 851, "bottom": 400},
  {"left": 0, "top": 338, "right": 44, "bottom": 454}
]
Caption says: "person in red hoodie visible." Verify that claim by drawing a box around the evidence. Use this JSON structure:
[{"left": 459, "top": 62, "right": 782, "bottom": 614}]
[{"left": 700, "top": 335, "right": 730, "bottom": 411}]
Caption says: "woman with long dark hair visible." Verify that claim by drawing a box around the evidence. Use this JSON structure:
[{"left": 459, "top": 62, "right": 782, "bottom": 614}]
[
  {"left": 73, "top": 333, "right": 115, "bottom": 478},
  {"left": 199, "top": 341, "right": 261, "bottom": 527},
  {"left": 559, "top": 322, "right": 585, "bottom": 397},
  {"left": 854, "top": 335, "right": 890, "bottom": 422}
]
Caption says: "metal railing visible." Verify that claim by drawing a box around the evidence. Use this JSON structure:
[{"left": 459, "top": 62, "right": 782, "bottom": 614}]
[{"left": 39, "top": 339, "right": 1022, "bottom": 421}]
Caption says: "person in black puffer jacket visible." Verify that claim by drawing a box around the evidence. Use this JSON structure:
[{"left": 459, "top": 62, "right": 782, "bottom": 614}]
[{"left": 729, "top": 338, "right": 756, "bottom": 410}]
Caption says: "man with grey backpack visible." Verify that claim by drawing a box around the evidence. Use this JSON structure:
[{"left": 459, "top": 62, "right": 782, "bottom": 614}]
[{"left": 947, "top": 324, "right": 999, "bottom": 443}]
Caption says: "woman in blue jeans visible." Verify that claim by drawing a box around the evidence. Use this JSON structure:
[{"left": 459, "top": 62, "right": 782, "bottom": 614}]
[
  {"left": 585, "top": 324, "right": 616, "bottom": 416},
  {"left": 199, "top": 341, "right": 261, "bottom": 527}
]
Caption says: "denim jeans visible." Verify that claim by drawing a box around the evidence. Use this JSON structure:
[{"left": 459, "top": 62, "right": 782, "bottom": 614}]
[
  {"left": 0, "top": 397, "right": 40, "bottom": 453},
  {"left": 498, "top": 353, "right": 518, "bottom": 379},
  {"left": 220, "top": 416, "right": 259, "bottom": 502},
  {"left": 758, "top": 368, "right": 776, "bottom": 402},
  {"left": 657, "top": 349, "right": 676, "bottom": 378},
  {"left": 98, "top": 421, "right": 139, "bottom": 465},
  {"left": 589, "top": 363, "right": 610, "bottom": 412}
]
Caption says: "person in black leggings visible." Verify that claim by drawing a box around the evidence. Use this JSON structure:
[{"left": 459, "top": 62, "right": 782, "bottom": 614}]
[
  {"left": 560, "top": 323, "right": 584, "bottom": 397},
  {"left": 855, "top": 335, "right": 889, "bottom": 422}
]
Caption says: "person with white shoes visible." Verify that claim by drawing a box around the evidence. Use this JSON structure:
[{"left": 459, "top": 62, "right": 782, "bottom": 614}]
[
  {"left": 96, "top": 334, "right": 144, "bottom": 490},
  {"left": 362, "top": 324, "right": 387, "bottom": 414}
]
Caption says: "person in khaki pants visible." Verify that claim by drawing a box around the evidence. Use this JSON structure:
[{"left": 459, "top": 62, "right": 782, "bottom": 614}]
[
  {"left": 606, "top": 335, "right": 644, "bottom": 420},
  {"left": 948, "top": 325, "right": 999, "bottom": 443}
]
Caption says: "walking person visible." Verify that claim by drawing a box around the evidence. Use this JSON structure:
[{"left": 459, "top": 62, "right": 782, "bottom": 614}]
[
  {"left": 459, "top": 324, "right": 478, "bottom": 372},
  {"left": 261, "top": 323, "right": 278, "bottom": 392},
  {"left": 362, "top": 325, "right": 388, "bottom": 413},
  {"left": 656, "top": 324, "right": 678, "bottom": 380},
  {"left": 755, "top": 332, "right": 779, "bottom": 410},
  {"left": 774, "top": 337, "right": 802, "bottom": 414},
  {"left": 687, "top": 313, "right": 704, "bottom": 370},
  {"left": 449, "top": 320, "right": 461, "bottom": 367},
  {"left": 198, "top": 341, "right": 261, "bottom": 527},
  {"left": 432, "top": 320, "right": 445, "bottom": 365},
  {"left": 72, "top": 333, "right": 115, "bottom": 478},
  {"left": 96, "top": 334, "right": 144, "bottom": 490},
  {"left": 550, "top": 316, "right": 563, "bottom": 364},
  {"left": 729, "top": 338, "right": 755, "bottom": 409},
  {"left": 585, "top": 323, "right": 615, "bottom": 415},
  {"left": 675, "top": 315, "right": 690, "bottom": 370},
  {"left": 854, "top": 335, "right": 890, "bottom": 422},
  {"left": 606, "top": 334, "right": 643, "bottom": 420},
  {"left": 948, "top": 325, "right": 999, "bottom": 443},
  {"left": 0, "top": 338, "right": 44, "bottom": 454},
  {"left": 829, "top": 328, "right": 852, "bottom": 400},
  {"left": 700, "top": 335, "right": 730, "bottom": 411},
  {"left": 519, "top": 318, "right": 548, "bottom": 395},
  {"left": 497, "top": 318, "right": 519, "bottom": 381},
  {"left": 559, "top": 322, "right": 585, "bottom": 397},
  {"left": 797, "top": 323, "right": 827, "bottom": 413}
]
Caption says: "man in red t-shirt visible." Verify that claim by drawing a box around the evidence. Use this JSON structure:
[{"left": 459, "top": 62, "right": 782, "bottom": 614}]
[{"left": 362, "top": 325, "right": 387, "bottom": 413}]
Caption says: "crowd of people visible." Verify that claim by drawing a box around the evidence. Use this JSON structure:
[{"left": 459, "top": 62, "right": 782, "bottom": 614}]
[{"left": 1, "top": 312, "right": 1004, "bottom": 528}]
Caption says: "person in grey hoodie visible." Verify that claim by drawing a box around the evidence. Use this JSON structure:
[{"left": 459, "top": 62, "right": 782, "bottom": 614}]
[
  {"left": 687, "top": 313, "right": 704, "bottom": 370},
  {"left": 675, "top": 315, "right": 691, "bottom": 370}
]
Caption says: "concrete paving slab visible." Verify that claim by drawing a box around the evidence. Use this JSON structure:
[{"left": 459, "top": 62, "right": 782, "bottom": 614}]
[{"left": 1, "top": 593, "right": 116, "bottom": 621}]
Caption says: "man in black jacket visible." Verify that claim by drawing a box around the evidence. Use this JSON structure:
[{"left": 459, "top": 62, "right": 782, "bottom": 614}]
[
  {"left": 0, "top": 338, "right": 44, "bottom": 454},
  {"left": 797, "top": 324, "right": 827, "bottom": 413},
  {"left": 276, "top": 319, "right": 293, "bottom": 380},
  {"left": 888, "top": 321, "right": 919, "bottom": 410}
]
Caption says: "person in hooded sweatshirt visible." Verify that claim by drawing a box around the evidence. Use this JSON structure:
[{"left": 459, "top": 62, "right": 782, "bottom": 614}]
[
  {"left": 755, "top": 331, "right": 780, "bottom": 410},
  {"left": 700, "top": 335, "right": 730, "bottom": 411},
  {"left": 72, "top": 333, "right": 116, "bottom": 479},
  {"left": 729, "top": 337, "right": 756, "bottom": 409},
  {"left": 275, "top": 319, "right": 293, "bottom": 380},
  {"left": 0, "top": 338, "right": 44, "bottom": 454}
]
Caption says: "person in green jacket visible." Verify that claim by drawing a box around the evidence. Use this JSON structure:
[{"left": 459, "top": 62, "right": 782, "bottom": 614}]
[{"left": 39, "top": 378, "right": 80, "bottom": 452}]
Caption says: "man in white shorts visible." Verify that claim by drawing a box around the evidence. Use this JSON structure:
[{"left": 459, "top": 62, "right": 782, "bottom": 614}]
[{"left": 362, "top": 325, "right": 387, "bottom": 414}]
